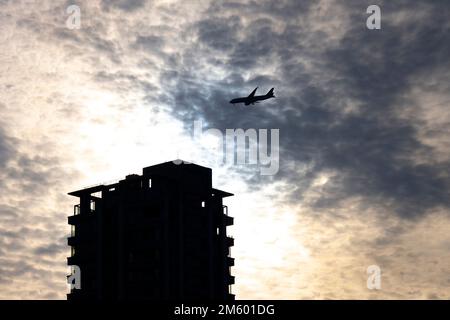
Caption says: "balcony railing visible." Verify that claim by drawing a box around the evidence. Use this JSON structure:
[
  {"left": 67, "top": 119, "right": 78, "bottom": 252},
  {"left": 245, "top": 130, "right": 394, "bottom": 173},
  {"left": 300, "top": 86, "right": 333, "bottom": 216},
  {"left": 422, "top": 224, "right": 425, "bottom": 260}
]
[
  {"left": 224, "top": 215, "right": 233, "bottom": 226},
  {"left": 225, "top": 236, "right": 234, "bottom": 247},
  {"left": 67, "top": 256, "right": 77, "bottom": 265},
  {"left": 67, "top": 236, "right": 77, "bottom": 246},
  {"left": 68, "top": 214, "right": 82, "bottom": 225}
]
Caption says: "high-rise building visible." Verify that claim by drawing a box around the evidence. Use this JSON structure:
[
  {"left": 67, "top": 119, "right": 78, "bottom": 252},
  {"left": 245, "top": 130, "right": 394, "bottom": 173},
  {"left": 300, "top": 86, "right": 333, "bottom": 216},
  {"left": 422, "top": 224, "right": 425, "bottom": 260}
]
[{"left": 67, "top": 161, "right": 234, "bottom": 300}]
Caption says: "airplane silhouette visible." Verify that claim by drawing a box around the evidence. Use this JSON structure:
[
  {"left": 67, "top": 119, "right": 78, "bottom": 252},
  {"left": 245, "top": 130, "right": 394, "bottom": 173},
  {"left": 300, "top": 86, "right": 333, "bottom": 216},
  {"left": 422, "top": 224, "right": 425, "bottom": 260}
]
[{"left": 229, "top": 87, "right": 275, "bottom": 105}]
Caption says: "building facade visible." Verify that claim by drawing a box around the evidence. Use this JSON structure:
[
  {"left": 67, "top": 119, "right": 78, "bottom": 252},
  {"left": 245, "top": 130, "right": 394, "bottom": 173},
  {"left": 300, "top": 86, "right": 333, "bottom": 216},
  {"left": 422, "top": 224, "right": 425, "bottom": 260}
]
[{"left": 67, "top": 161, "right": 234, "bottom": 300}]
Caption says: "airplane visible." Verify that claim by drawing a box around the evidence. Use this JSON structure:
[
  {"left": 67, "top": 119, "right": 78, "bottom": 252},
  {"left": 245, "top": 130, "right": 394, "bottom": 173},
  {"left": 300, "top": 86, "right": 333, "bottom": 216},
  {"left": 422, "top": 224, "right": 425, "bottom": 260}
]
[{"left": 229, "top": 87, "right": 275, "bottom": 105}]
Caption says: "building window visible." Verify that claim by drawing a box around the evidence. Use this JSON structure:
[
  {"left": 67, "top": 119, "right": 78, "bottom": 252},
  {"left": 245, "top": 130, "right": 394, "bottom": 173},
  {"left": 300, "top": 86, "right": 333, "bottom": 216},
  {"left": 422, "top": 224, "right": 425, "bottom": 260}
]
[
  {"left": 216, "top": 227, "right": 219, "bottom": 235},
  {"left": 91, "top": 191, "right": 102, "bottom": 198},
  {"left": 201, "top": 201, "right": 205, "bottom": 208},
  {"left": 74, "top": 205, "right": 80, "bottom": 215},
  {"left": 148, "top": 178, "right": 152, "bottom": 188},
  {"left": 90, "top": 200, "right": 95, "bottom": 212}
]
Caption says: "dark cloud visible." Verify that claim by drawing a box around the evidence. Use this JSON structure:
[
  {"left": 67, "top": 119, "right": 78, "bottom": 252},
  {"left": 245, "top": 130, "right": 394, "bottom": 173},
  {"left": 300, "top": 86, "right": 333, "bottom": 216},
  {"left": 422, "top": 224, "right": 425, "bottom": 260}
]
[
  {"left": 197, "top": 16, "right": 242, "bottom": 51},
  {"left": 101, "top": 0, "right": 146, "bottom": 11},
  {"left": 0, "top": 127, "right": 15, "bottom": 168},
  {"left": 0, "top": 205, "right": 18, "bottom": 220},
  {"left": 132, "top": 34, "right": 167, "bottom": 61},
  {"left": 3, "top": 153, "right": 67, "bottom": 197},
  {"left": 0, "top": 259, "right": 47, "bottom": 279},
  {"left": 160, "top": 0, "right": 450, "bottom": 217},
  {"left": 327, "top": 1, "right": 450, "bottom": 113},
  {"left": 228, "top": 19, "right": 281, "bottom": 69},
  {"left": 33, "top": 242, "right": 66, "bottom": 257},
  {"left": 134, "top": 35, "right": 165, "bottom": 51},
  {"left": 293, "top": 0, "right": 450, "bottom": 216},
  {"left": 208, "top": 0, "right": 313, "bottom": 20}
]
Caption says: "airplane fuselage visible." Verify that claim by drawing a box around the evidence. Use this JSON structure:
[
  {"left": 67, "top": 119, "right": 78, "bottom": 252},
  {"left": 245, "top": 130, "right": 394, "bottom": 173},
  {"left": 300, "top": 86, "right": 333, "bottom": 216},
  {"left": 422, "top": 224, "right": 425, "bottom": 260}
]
[{"left": 229, "top": 94, "right": 274, "bottom": 105}]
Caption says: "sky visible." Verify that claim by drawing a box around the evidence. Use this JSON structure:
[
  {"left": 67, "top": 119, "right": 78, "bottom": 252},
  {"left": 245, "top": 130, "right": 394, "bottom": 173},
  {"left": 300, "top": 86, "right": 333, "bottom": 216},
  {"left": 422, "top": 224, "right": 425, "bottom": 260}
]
[{"left": 0, "top": 0, "right": 450, "bottom": 299}]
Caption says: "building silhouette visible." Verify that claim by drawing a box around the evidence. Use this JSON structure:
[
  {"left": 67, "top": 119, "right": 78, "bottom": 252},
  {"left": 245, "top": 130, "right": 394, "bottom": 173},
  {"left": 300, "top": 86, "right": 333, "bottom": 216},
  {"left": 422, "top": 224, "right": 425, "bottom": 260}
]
[{"left": 67, "top": 161, "right": 234, "bottom": 300}]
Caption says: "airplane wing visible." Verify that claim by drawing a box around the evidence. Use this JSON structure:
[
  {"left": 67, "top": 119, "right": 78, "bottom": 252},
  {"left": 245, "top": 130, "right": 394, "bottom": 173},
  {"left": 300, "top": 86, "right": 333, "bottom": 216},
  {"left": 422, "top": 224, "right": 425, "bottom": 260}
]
[{"left": 247, "top": 87, "right": 258, "bottom": 98}]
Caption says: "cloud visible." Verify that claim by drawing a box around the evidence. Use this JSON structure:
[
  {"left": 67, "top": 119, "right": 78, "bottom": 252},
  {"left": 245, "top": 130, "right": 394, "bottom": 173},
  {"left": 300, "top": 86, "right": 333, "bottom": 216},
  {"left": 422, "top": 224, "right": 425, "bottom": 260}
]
[
  {"left": 101, "top": 0, "right": 147, "bottom": 12},
  {"left": 159, "top": 0, "right": 450, "bottom": 218},
  {"left": 197, "top": 16, "right": 241, "bottom": 52},
  {"left": 0, "top": 128, "right": 14, "bottom": 168},
  {"left": 33, "top": 241, "right": 66, "bottom": 257}
]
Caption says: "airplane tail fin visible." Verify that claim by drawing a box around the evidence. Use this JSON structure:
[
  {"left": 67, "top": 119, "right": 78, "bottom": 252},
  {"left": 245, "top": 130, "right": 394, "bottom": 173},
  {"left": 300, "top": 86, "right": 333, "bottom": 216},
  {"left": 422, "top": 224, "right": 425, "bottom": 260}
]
[{"left": 267, "top": 88, "right": 275, "bottom": 97}]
